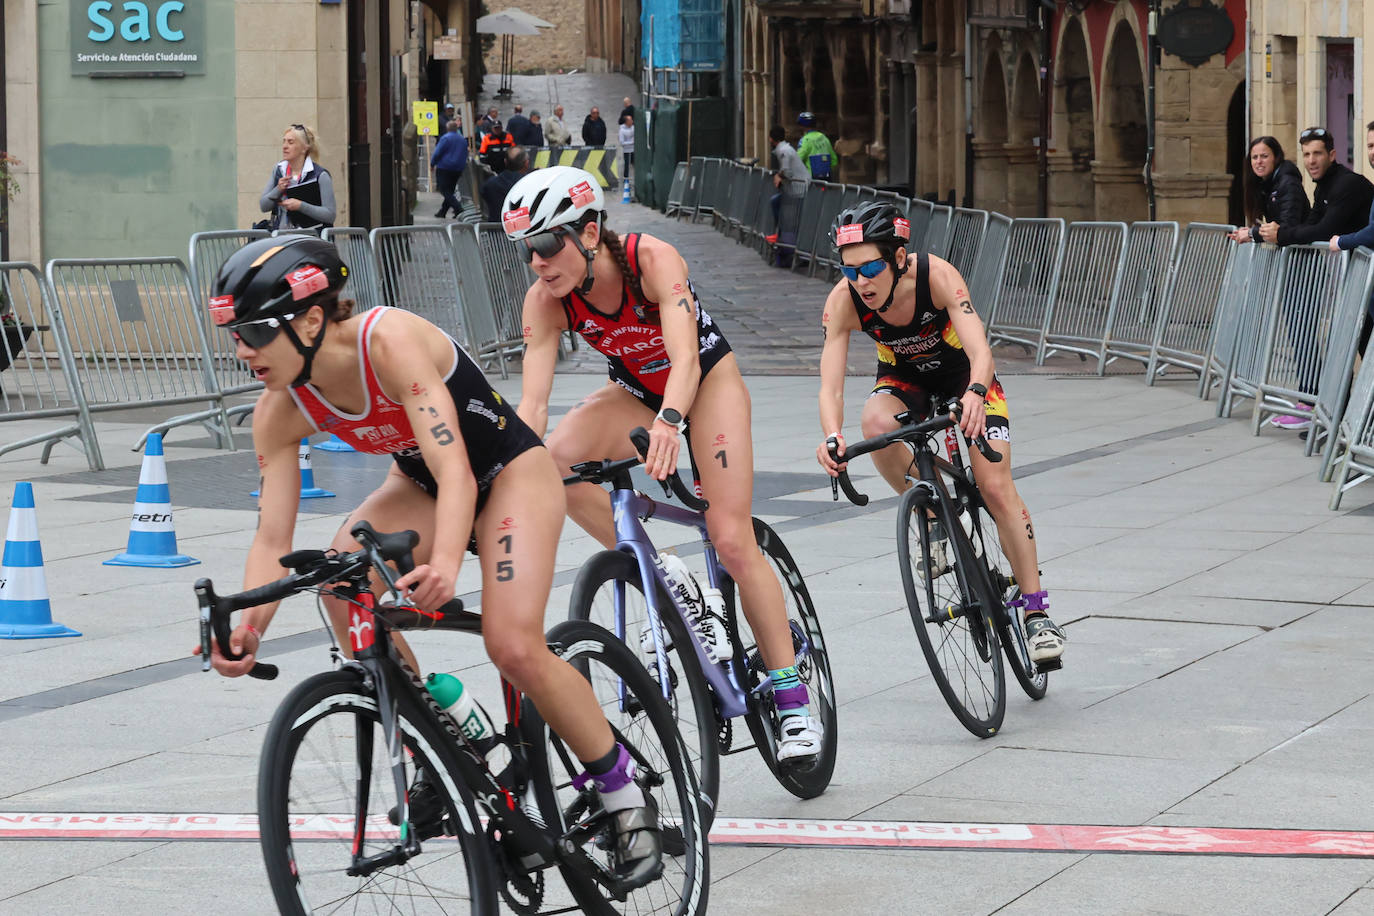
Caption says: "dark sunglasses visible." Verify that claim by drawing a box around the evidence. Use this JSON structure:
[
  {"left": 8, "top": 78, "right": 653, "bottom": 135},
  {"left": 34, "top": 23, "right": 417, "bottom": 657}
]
[
  {"left": 229, "top": 313, "right": 295, "bottom": 349},
  {"left": 1300, "top": 127, "right": 1330, "bottom": 141},
  {"left": 519, "top": 228, "right": 572, "bottom": 263},
  {"left": 840, "top": 258, "right": 889, "bottom": 282}
]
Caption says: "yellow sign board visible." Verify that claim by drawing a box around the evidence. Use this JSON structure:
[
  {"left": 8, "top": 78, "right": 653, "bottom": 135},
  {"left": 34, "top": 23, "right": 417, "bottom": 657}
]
[{"left": 412, "top": 100, "right": 440, "bottom": 136}]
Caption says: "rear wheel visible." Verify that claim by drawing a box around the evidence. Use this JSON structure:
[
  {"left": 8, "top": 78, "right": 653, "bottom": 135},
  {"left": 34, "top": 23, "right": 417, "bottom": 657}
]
[
  {"left": 897, "top": 486, "right": 1006, "bottom": 738},
  {"left": 525, "top": 620, "right": 710, "bottom": 916},
  {"left": 569, "top": 549, "right": 721, "bottom": 821}
]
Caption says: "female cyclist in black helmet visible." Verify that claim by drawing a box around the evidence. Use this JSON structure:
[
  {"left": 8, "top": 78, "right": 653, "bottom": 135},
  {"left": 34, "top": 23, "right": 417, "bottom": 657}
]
[
  {"left": 815, "top": 202, "right": 1065, "bottom": 666},
  {"left": 199, "top": 235, "right": 663, "bottom": 884}
]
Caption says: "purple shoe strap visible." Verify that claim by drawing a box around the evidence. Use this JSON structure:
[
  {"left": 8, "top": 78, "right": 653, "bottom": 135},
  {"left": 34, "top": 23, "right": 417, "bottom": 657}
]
[
  {"left": 774, "top": 684, "right": 809, "bottom": 711},
  {"left": 571, "top": 743, "right": 636, "bottom": 793},
  {"left": 1023, "top": 590, "right": 1049, "bottom": 613}
]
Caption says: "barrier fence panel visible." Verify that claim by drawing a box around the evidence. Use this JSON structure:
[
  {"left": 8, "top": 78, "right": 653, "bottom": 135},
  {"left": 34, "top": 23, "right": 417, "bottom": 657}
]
[
  {"left": 1328, "top": 291, "right": 1374, "bottom": 507},
  {"left": 1241, "top": 243, "right": 1345, "bottom": 433},
  {"left": 745, "top": 169, "right": 777, "bottom": 251},
  {"left": 945, "top": 208, "right": 989, "bottom": 280},
  {"left": 1311, "top": 248, "right": 1374, "bottom": 460},
  {"left": 678, "top": 157, "right": 706, "bottom": 220},
  {"left": 805, "top": 182, "right": 849, "bottom": 278},
  {"left": 1038, "top": 221, "right": 1129, "bottom": 369},
  {"left": 987, "top": 218, "right": 1065, "bottom": 351},
  {"left": 907, "top": 198, "right": 935, "bottom": 252},
  {"left": 46, "top": 257, "right": 234, "bottom": 451},
  {"left": 0, "top": 262, "right": 103, "bottom": 469},
  {"left": 809, "top": 185, "right": 865, "bottom": 281},
  {"left": 371, "top": 226, "right": 465, "bottom": 346},
  {"left": 1101, "top": 221, "right": 1179, "bottom": 369},
  {"left": 968, "top": 213, "right": 1012, "bottom": 323},
  {"left": 472, "top": 223, "right": 538, "bottom": 378},
  {"left": 1213, "top": 243, "right": 1284, "bottom": 413},
  {"left": 720, "top": 162, "right": 753, "bottom": 237},
  {"left": 707, "top": 160, "right": 737, "bottom": 232},
  {"left": 788, "top": 182, "right": 829, "bottom": 273},
  {"left": 443, "top": 224, "right": 510, "bottom": 378},
  {"left": 187, "top": 230, "right": 269, "bottom": 413},
  {"left": 692, "top": 158, "right": 724, "bottom": 223},
  {"left": 735, "top": 168, "right": 764, "bottom": 244},
  {"left": 771, "top": 180, "right": 809, "bottom": 264},
  {"left": 925, "top": 205, "right": 954, "bottom": 259},
  {"left": 665, "top": 161, "right": 690, "bottom": 216},
  {"left": 1146, "top": 223, "right": 1235, "bottom": 386},
  {"left": 322, "top": 227, "right": 384, "bottom": 313}
]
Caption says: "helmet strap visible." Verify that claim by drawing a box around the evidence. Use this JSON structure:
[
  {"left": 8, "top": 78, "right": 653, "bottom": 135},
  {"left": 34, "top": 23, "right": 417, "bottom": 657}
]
[
  {"left": 282, "top": 309, "right": 329, "bottom": 388},
  {"left": 875, "top": 254, "right": 909, "bottom": 314},
  {"left": 568, "top": 213, "right": 602, "bottom": 294}
]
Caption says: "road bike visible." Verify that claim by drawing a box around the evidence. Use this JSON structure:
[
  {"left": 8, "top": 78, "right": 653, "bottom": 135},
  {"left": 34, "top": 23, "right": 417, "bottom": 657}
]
[
  {"left": 827, "top": 401, "right": 1050, "bottom": 738},
  {"left": 196, "top": 519, "right": 708, "bottom": 915},
  {"left": 564, "top": 428, "right": 837, "bottom": 818}
]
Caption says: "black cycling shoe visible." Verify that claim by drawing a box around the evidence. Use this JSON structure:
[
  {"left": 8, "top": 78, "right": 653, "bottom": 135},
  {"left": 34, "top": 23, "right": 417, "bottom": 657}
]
[
  {"left": 388, "top": 766, "right": 451, "bottom": 841},
  {"left": 606, "top": 803, "right": 664, "bottom": 890}
]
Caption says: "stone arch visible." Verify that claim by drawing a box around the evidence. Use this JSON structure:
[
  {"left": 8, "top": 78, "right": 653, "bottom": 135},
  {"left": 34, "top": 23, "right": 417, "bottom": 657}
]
[
  {"left": 1005, "top": 50, "right": 1041, "bottom": 216},
  {"left": 1050, "top": 14, "right": 1095, "bottom": 220},
  {"left": 979, "top": 42, "right": 1009, "bottom": 143},
  {"left": 1097, "top": 17, "right": 1148, "bottom": 218},
  {"left": 974, "top": 39, "right": 1011, "bottom": 214}
]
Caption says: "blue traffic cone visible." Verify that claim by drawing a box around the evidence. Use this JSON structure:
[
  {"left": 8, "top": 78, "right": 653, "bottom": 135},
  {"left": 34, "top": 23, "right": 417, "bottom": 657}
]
[
  {"left": 622, "top": 177, "right": 631, "bottom": 204},
  {"left": 252, "top": 439, "right": 335, "bottom": 499},
  {"left": 315, "top": 434, "right": 355, "bottom": 452},
  {"left": 0, "top": 483, "right": 81, "bottom": 639},
  {"left": 105, "top": 434, "right": 199, "bottom": 568}
]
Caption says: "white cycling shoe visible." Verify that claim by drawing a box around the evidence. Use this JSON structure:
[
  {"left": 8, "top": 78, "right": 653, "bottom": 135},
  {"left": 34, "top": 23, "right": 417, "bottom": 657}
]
[{"left": 776, "top": 714, "right": 823, "bottom": 764}]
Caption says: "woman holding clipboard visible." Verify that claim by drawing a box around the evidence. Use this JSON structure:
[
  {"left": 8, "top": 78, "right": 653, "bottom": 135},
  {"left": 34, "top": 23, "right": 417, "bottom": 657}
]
[{"left": 258, "top": 123, "right": 337, "bottom": 231}]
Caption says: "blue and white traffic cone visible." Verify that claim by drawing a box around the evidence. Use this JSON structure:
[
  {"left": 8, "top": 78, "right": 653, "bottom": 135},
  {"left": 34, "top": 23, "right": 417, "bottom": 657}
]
[
  {"left": 0, "top": 483, "right": 80, "bottom": 639},
  {"left": 315, "top": 433, "right": 355, "bottom": 452},
  {"left": 622, "top": 177, "right": 632, "bottom": 204},
  {"left": 251, "top": 439, "right": 335, "bottom": 499},
  {"left": 104, "top": 433, "right": 199, "bottom": 568}
]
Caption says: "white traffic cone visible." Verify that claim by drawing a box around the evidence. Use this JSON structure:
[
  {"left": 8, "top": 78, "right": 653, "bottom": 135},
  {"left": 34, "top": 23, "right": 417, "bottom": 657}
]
[
  {"left": 0, "top": 482, "right": 81, "bottom": 639},
  {"left": 104, "top": 433, "right": 199, "bottom": 567},
  {"left": 251, "top": 438, "right": 335, "bottom": 499}
]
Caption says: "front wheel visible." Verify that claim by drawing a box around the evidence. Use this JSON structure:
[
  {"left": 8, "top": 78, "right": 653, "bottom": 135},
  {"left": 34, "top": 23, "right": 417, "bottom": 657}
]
[
  {"left": 898, "top": 486, "right": 1006, "bottom": 738},
  {"left": 726, "top": 518, "right": 838, "bottom": 799},
  {"left": 258, "top": 668, "right": 497, "bottom": 915},
  {"left": 524, "top": 619, "right": 710, "bottom": 916}
]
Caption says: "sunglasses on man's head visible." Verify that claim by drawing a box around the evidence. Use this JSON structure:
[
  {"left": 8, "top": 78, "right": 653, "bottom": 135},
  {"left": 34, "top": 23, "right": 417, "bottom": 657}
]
[
  {"left": 519, "top": 228, "right": 572, "bottom": 263},
  {"left": 229, "top": 313, "right": 295, "bottom": 349},
  {"left": 1301, "top": 127, "right": 1330, "bottom": 142},
  {"left": 840, "top": 257, "right": 889, "bottom": 283}
]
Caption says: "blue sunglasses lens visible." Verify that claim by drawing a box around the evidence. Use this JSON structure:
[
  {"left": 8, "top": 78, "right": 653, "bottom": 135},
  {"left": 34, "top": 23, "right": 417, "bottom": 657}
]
[{"left": 841, "top": 258, "right": 888, "bottom": 282}]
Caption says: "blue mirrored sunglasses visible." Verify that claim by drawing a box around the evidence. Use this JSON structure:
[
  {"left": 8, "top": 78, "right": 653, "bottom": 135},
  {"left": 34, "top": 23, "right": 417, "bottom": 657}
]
[{"left": 840, "top": 258, "right": 888, "bottom": 283}]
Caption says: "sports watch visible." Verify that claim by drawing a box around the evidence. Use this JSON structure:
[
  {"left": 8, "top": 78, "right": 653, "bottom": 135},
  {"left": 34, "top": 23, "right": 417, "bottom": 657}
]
[
  {"left": 655, "top": 407, "right": 687, "bottom": 433},
  {"left": 966, "top": 383, "right": 989, "bottom": 399}
]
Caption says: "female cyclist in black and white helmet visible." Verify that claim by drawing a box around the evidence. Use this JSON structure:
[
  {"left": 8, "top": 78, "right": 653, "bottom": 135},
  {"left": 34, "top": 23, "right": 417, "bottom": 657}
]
[
  {"left": 203, "top": 235, "right": 666, "bottom": 885},
  {"left": 815, "top": 202, "right": 1065, "bottom": 667},
  {"left": 504, "top": 165, "right": 828, "bottom": 769}
]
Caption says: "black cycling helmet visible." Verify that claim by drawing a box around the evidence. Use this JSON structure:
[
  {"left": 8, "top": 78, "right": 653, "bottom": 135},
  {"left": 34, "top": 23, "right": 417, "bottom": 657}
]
[
  {"left": 831, "top": 201, "right": 912, "bottom": 313},
  {"left": 210, "top": 236, "right": 349, "bottom": 387}
]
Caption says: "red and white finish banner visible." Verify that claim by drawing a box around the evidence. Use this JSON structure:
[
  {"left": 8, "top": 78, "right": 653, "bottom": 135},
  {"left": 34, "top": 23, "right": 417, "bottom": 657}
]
[{"left": 1, "top": 813, "right": 1373, "bottom": 857}]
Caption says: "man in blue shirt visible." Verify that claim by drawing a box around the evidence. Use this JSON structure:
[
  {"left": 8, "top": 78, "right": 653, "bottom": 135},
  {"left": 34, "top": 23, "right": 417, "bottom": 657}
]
[{"left": 431, "top": 119, "right": 469, "bottom": 219}]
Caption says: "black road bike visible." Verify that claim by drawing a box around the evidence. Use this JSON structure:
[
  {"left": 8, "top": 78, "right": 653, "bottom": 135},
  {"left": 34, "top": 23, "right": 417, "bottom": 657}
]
[
  {"left": 828, "top": 401, "right": 1050, "bottom": 738},
  {"left": 196, "top": 520, "right": 708, "bottom": 915}
]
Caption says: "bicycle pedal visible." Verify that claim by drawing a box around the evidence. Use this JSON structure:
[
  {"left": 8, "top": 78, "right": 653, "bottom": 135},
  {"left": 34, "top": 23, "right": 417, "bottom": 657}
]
[{"left": 1035, "top": 658, "right": 1062, "bottom": 673}]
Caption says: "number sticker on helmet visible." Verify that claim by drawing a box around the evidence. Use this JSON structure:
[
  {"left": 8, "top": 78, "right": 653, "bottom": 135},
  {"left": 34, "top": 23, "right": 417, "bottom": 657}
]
[
  {"left": 835, "top": 223, "right": 865, "bottom": 246},
  {"left": 286, "top": 265, "right": 328, "bottom": 300},
  {"left": 208, "top": 295, "right": 235, "bottom": 326},
  {"left": 569, "top": 180, "right": 596, "bottom": 208},
  {"left": 894, "top": 217, "right": 911, "bottom": 240},
  {"left": 503, "top": 206, "right": 531, "bottom": 233}
]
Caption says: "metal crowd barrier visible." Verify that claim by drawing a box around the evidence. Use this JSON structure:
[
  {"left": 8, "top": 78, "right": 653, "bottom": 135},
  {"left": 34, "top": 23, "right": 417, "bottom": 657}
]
[
  {"left": 925, "top": 205, "right": 954, "bottom": 260},
  {"left": 678, "top": 157, "right": 706, "bottom": 221},
  {"left": 1038, "top": 221, "right": 1128, "bottom": 369},
  {"left": 46, "top": 257, "right": 234, "bottom": 452},
  {"left": 805, "top": 182, "right": 848, "bottom": 278},
  {"left": 744, "top": 169, "right": 776, "bottom": 251},
  {"left": 693, "top": 158, "right": 724, "bottom": 223},
  {"left": 371, "top": 225, "right": 466, "bottom": 347},
  {"left": 1102, "top": 221, "right": 1179, "bottom": 370},
  {"left": 322, "top": 227, "right": 385, "bottom": 313},
  {"left": 945, "top": 208, "right": 989, "bottom": 280},
  {"left": 987, "top": 218, "right": 1066, "bottom": 351},
  {"left": 968, "top": 213, "right": 1012, "bottom": 322},
  {"left": 1326, "top": 275, "right": 1374, "bottom": 507},
  {"left": 1308, "top": 248, "right": 1374, "bottom": 459},
  {"left": 188, "top": 230, "right": 270, "bottom": 419},
  {"left": 0, "top": 262, "right": 103, "bottom": 469},
  {"left": 1211, "top": 243, "right": 1283, "bottom": 410},
  {"left": 787, "top": 182, "right": 826, "bottom": 272},
  {"left": 1146, "top": 223, "right": 1235, "bottom": 386},
  {"left": 472, "top": 223, "right": 538, "bottom": 378},
  {"left": 907, "top": 199, "right": 935, "bottom": 252},
  {"left": 664, "top": 162, "right": 690, "bottom": 217}
]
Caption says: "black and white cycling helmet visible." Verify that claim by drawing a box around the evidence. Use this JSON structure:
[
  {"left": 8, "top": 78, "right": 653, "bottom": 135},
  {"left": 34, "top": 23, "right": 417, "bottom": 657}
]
[
  {"left": 830, "top": 201, "right": 911, "bottom": 313},
  {"left": 502, "top": 166, "right": 606, "bottom": 293}
]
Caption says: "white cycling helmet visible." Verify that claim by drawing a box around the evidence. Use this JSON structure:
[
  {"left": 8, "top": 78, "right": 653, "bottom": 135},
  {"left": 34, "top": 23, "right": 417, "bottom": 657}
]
[{"left": 502, "top": 165, "right": 606, "bottom": 293}]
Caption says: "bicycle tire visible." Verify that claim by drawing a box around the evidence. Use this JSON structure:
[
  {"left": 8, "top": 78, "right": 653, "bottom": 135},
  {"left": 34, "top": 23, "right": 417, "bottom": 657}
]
[
  {"left": 569, "top": 549, "right": 721, "bottom": 820},
  {"left": 524, "top": 619, "right": 710, "bottom": 916},
  {"left": 959, "top": 486, "right": 1048, "bottom": 701},
  {"left": 258, "top": 668, "right": 497, "bottom": 915},
  {"left": 727, "top": 518, "right": 838, "bottom": 799},
  {"left": 897, "top": 485, "right": 1006, "bottom": 737}
]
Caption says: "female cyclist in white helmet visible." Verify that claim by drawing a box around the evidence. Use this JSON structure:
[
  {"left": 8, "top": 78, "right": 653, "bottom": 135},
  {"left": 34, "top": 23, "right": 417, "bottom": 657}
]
[{"left": 504, "top": 166, "right": 824, "bottom": 766}]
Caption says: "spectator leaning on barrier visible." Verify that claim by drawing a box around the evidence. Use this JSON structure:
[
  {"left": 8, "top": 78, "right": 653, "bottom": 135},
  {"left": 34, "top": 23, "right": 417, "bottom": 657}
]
[
  {"left": 482, "top": 146, "right": 531, "bottom": 222},
  {"left": 1259, "top": 127, "right": 1373, "bottom": 246},
  {"left": 545, "top": 105, "right": 572, "bottom": 148},
  {"left": 796, "top": 112, "right": 837, "bottom": 181},
  {"left": 619, "top": 97, "right": 635, "bottom": 126},
  {"left": 1230, "top": 136, "right": 1308, "bottom": 244},
  {"left": 765, "top": 124, "right": 810, "bottom": 244},
  {"left": 259, "top": 123, "right": 337, "bottom": 231},
  {"left": 430, "top": 120, "right": 469, "bottom": 219},
  {"left": 480, "top": 125, "right": 516, "bottom": 175},
  {"left": 1331, "top": 120, "right": 1374, "bottom": 357},
  {"left": 582, "top": 107, "right": 608, "bottom": 147}
]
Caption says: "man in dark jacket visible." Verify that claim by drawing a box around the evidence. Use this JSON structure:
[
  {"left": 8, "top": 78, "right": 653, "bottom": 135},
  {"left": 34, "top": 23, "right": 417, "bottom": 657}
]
[
  {"left": 430, "top": 119, "right": 469, "bottom": 218},
  {"left": 506, "top": 105, "right": 532, "bottom": 146},
  {"left": 582, "top": 108, "right": 607, "bottom": 147},
  {"left": 1261, "top": 127, "right": 1374, "bottom": 245},
  {"left": 482, "top": 147, "right": 531, "bottom": 222}
]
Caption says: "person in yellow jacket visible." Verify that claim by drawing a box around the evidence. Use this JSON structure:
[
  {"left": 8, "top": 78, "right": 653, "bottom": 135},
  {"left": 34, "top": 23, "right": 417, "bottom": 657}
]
[{"left": 796, "top": 112, "right": 837, "bottom": 180}]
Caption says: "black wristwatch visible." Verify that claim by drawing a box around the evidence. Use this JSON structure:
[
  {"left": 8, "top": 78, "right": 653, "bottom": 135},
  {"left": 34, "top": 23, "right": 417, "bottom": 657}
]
[
  {"left": 655, "top": 407, "right": 687, "bottom": 433},
  {"left": 967, "top": 383, "right": 988, "bottom": 400}
]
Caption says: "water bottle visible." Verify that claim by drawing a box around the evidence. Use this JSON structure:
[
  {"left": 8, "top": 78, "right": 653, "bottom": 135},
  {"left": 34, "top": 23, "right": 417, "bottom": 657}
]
[
  {"left": 656, "top": 552, "right": 727, "bottom": 663},
  {"left": 425, "top": 672, "right": 496, "bottom": 748}
]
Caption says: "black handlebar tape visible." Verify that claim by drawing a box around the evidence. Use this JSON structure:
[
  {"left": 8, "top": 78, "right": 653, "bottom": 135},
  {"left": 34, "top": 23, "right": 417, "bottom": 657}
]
[
  {"left": 629, "top": 426, "right": 709, "bottom": 511},
  {"left": 837, "top": 471, "right": 869, "bottom": 506}
]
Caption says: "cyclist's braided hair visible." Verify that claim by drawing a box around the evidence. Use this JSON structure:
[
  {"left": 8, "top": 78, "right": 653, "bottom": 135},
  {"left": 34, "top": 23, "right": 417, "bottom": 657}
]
[{"left": 598, "top": 226, "right": 647, "bottom": 304}]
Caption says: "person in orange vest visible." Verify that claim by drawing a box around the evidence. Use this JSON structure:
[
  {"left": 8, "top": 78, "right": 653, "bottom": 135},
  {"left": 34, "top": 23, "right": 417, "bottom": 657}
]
[{"left": 479, "top": 126, "right": 515, "bottom": 174}]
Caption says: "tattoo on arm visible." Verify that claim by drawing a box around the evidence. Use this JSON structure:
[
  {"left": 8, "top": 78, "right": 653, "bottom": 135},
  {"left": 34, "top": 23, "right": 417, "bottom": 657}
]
[{"left": 714, "top": 449, "right": 728, "bottom": 469}]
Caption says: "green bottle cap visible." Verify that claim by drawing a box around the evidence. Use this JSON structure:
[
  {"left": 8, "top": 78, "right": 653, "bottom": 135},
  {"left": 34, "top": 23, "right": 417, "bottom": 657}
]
[{"left": 424, "top": 672, "right": 465, "bottom": 709}]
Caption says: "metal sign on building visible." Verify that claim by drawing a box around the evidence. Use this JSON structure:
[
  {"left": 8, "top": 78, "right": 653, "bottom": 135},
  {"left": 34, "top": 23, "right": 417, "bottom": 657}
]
[{"left": 69, "top": 0, "right": 207, "bottom": 76}]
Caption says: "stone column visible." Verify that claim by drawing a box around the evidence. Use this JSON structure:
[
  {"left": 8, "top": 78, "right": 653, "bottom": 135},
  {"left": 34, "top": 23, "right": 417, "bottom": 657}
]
[
  {"left": 1004, "top": 143, "right": 1039, "bottom": 217},
  {"left": 1047, "top": 150, "right": 1094, "bottom": 222},
  {"left": 1152, "top": 173, "right": 1235, "bottom": 225},
  {"left": 1090, "top": 158, "right": 1148, "bottom": 222},
  {"left": 971, "top": 140, "right": 1009, "bottom": 215},
  {"left": 914, "top": 51, "right": 938, "bottom": 196}
]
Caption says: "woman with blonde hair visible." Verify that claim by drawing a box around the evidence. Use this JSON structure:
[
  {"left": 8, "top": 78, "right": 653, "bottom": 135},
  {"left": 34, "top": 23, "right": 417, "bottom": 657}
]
[{"left": 258, "top": 123, "right": 337, "bottom": 231}]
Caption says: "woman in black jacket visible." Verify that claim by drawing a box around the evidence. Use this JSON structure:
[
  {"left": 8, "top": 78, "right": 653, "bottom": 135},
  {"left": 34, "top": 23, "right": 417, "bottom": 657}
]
[{"left": 1230, "top": 136, "right": 1308, "bottom": 243}]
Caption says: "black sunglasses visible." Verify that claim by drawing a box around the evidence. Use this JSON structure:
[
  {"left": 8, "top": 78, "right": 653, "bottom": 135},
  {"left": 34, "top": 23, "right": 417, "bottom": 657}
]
[
  {"left": 519, "top": 228, "right": 572, "bottom": 263},
  {"left": 229, "top": 313, "right": 295, "bottom": 349},
  {"left": 1300, "top": 127, "right": 1330, "bottom": 141}
]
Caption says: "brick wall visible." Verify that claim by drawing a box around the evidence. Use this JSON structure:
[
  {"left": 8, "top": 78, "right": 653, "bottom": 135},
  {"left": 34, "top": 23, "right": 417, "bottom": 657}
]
[{"left": 482, "top": 1, "right": 586, "bottom": 74}]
